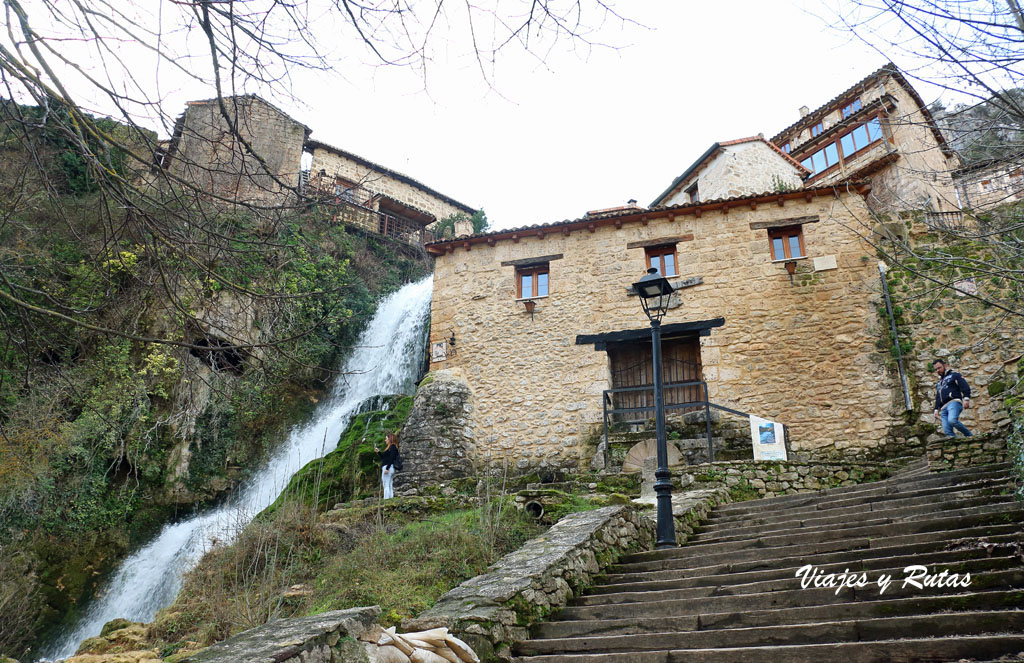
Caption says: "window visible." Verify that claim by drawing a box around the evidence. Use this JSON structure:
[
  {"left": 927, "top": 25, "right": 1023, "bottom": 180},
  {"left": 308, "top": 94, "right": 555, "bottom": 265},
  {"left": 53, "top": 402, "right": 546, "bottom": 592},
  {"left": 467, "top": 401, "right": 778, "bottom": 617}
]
[
  {"left": 781, "top": 142, "right": 792, "bottom": 154},
  {"left": 842, "top": 99, "right": 862, "bottom": 118},
  {"left": 981, "top": 179, "right": 994, "bottom": 192},
  {"left": 646, "top": 245, "right": 678, "bottom": 277},
  {"left": 800, "top": 141, "right": 840, "bottom": 176},
  {"left": 769, "top": 226, "right": 805, "bottom": 261},
  {"left": 517, "top": 265, "right": 549, "bottom": 298},
  {"left": 811, "top": 121, "right": 824, "bottom": 137},
  {"left": 839, "top": 117, "right": 883, "bottom": 158},
  {"left": 686, "top": 182, "right": 699, "bottom": 203}
]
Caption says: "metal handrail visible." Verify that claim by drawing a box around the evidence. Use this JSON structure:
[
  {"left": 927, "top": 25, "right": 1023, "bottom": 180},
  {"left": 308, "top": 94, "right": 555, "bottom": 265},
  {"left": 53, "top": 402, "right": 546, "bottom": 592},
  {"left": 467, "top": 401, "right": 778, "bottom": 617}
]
[{"left": 601, "top": 379, "right": 787, "bottom": 464}]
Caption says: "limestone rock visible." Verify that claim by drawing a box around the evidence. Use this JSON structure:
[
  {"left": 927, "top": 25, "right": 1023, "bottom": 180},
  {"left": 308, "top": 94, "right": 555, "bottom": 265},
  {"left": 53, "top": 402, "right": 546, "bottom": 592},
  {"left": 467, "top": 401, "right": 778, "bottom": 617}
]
[{"left": 396, "top": 371, "right": 475, "bottom": 491}]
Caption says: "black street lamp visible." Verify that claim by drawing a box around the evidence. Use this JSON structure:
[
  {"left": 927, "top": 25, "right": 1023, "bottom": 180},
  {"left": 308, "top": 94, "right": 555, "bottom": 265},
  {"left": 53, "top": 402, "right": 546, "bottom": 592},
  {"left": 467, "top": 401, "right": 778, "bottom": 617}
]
[{"left": 632, "top": 267, "right": 678, "bottom": 549}]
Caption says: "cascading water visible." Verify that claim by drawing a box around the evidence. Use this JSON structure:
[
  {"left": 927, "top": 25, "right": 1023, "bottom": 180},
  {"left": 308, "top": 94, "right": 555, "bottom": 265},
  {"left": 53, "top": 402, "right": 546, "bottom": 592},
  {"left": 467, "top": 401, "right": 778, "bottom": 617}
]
[{"left": 40, "top": 276, "right": 433, "bottom": 661}]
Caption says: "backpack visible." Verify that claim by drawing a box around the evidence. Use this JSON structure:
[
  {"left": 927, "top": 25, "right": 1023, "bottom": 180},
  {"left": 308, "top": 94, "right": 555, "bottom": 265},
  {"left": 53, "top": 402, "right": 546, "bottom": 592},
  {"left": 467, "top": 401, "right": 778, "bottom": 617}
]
[{"left": 394, "top": 454, "right": 403, "bottom": 472}]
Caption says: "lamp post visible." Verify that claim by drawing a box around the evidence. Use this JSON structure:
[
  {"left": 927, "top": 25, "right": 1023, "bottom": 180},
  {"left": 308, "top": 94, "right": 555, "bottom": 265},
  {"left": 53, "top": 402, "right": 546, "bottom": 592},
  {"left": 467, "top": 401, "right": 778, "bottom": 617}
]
[{"left": 631, "top": 267, "right": 677, "bottom": 549}]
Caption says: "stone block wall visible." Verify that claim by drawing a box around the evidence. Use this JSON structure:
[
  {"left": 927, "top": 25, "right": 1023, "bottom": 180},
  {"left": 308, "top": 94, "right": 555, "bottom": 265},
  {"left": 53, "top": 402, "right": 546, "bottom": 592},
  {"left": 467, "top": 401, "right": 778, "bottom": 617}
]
[
  {"left": 428, "top": 189, "right": 905, "bottom": 469},
  {"left": 403, "top": 505, "right": 653, "bottom": 659},
  {"left": 691, "top": 459, "right": 895, "bottom": 499},
  {"left": 169, "top": 95, "right": 308, "bottom": 204},
  {"left": 956, "top": 161, "right": 1024, "bottom": 212},
  {"left": 309, "top": 146, "right": 472, "bottom": 222},
  {"left": 927, "top": 433, "right": 1009, "bottom": 470}
]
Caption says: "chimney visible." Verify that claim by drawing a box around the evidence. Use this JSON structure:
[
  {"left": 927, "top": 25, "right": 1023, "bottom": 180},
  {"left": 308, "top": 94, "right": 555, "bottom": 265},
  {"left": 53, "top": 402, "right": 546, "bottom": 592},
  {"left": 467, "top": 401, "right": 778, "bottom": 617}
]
[
  {"left": 628, "top": 199, "right": 638, "bottom": 207},
  {"left": 799, "top": 105, "right": 810, "bottom": 118}
]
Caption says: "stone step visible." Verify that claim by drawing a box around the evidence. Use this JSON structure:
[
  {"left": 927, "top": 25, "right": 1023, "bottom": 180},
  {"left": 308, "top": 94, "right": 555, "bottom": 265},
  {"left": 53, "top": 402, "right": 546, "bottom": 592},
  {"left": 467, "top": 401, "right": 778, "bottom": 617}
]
[
  {"left": 708, "top": 465, "right": 1012, "bottom": 521},
  {"left": 612, "top": 521, "right": 1022, "bottom": 572},
  {"left": 555, "top": 568, "right": 1024, "bottom": 621},
  {"left": 702, "top": 476, "right": 1013, "bottom": 530},
  {"left": 711, "top": 462, "right": 1011, "bottom": 513},
  {"left": 593, "top": 542, "right": 1021, "bottom": 594},
  {"left": 533, "top": 588, "right": 1024, "bottom": 639},
  {"left": 691, "top": 490, "right": 1016, "bottom": 544},
  {"left": 513, "top": 634, "right": 1024, "bottom": 663},
  {"left": 515, "top": 610, "right": 1024, "bottom": 655},
  {"left": 573, "top": 555, "right": 1014, "bottom": 607},
  {"left": 623, "top": 502, "right": 1024, "bottom": 562}
]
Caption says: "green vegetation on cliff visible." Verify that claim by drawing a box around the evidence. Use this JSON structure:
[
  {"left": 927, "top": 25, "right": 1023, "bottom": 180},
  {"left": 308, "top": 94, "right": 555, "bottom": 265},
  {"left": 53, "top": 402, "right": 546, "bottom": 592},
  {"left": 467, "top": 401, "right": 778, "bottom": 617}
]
[{"left": 0, "top": 105, "right": 431, "bottom": 656}]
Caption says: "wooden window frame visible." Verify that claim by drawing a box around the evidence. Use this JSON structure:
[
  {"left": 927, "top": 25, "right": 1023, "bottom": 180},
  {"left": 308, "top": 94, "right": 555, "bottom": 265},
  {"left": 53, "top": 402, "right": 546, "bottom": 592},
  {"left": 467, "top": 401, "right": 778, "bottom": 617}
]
[
  {"left": 645, "top": 245, "right": 678, "bottom": 277},
  {"left": 685, "top": 182, "right": 699, "bottom": 203},
  {"left": 768, "top": 225, "right": 806, "bottom": 261},
  {"left": 781, "top": 141, "right": 792, "bottom": 154},
  {"left": 837, "top": 115, "right": 884, "bottom": 161},
  {"left": 841, "top": 98, "right": 862, "bottom": 118},
  {"left": 516, "top": 264, "right": 549, "bottom": 299},
  {"left": 811, "top": 121, "right": 824, "bottom": 138}
]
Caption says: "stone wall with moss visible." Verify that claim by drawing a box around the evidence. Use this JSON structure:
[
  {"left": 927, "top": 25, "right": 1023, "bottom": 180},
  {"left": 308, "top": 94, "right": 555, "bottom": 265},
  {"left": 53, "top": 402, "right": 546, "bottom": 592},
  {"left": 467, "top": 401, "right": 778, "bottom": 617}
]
[
  {"left": 691, "top": 459, "right": 897, "bottom": 499},
  {"left": 877, "top": 216, "right": 1024, "bottom": 444}
]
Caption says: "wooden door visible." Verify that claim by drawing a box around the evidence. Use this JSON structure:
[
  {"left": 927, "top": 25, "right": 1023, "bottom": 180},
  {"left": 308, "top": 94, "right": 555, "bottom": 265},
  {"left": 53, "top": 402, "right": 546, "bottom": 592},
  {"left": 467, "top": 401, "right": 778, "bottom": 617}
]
[{"left": 607, "top": 336, "right": 703, "bottom": 424}]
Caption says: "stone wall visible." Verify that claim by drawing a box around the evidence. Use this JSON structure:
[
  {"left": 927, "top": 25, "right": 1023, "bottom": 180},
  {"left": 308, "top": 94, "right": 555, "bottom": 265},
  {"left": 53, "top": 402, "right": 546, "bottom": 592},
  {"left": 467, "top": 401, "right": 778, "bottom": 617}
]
[
  {"left": 309, "top": 146, "right": 472, "bottom": 222},
  {"left": 662, "top": 140, "right": 804, "bottom": 206},
  {"left": 881, "top": 230, "right": 1022, "bottom": 439},
  {"left": 428, "top": 189, "right": 905, "bottom": 469},
  {"left": 691, "top": 459, "right": 896, "bottom": 499},
  {"left": 927, "top": 433, "right": 1008, "bottom": 471},
  {"left": 182, "top": 607, "right": 381, "bottom": 663},
  {"left": 169, "top": 95, "right": 308, "bottom": 204},
  {"left": 395, "top": 370, "right": 476, "bottom": 493},
  {"left": 403, "top": 505, "right": 654, "bottom": 660}
]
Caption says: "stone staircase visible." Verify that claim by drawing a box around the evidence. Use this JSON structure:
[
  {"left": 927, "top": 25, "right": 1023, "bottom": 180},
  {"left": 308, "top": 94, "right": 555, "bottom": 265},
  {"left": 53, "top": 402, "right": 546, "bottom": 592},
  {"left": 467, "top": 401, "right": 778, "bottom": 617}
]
[{"left": 513, "top": 460, "right": 1024, "bottom": 662}]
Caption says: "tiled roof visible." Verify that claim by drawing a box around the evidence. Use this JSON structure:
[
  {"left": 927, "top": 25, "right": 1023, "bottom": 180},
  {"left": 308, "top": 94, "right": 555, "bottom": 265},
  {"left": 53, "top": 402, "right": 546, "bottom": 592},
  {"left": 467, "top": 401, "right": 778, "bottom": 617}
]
[
  {"left": 650, "top": 136, "right": 810, "bottom": 207},
  {"left": 429, "top": 182, "right": 870, "bottom": 253},
  {"left": 305, "top": 139, "right": 477, "bottom": 214}
]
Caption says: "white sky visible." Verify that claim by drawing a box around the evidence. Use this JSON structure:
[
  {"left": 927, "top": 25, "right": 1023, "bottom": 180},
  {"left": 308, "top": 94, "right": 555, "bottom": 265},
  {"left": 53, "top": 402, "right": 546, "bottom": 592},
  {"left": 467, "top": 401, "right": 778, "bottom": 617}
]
[
  {"left": 281, "top": 0, "right": 903, "bottom": 230},
  {"left": 10, "top": 0, "right": 956, "bottom": 230}
]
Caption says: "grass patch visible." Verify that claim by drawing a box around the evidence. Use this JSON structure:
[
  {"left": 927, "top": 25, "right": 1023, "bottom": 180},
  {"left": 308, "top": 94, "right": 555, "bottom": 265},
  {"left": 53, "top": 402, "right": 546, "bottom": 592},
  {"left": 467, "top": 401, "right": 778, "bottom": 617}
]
[{"left": 143, "top": 498, "right": 542, "bottom": 654}]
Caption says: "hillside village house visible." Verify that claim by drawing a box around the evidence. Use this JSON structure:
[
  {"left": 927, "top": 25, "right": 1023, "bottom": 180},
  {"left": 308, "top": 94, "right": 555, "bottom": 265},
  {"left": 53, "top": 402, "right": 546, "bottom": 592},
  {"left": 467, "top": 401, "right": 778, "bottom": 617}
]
[
  {"left": 162, "top": 94, "right": 475, "bottom": 246},
  {"left": 424, "top": 64, "right": 974, "bottom": 471}
]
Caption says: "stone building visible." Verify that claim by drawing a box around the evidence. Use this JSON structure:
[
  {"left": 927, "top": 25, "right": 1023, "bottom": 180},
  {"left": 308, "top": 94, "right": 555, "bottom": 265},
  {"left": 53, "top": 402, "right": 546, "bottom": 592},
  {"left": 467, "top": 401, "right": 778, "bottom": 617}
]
[
  {"left": 163, "top": 95, "right": 310, "bottom": 204},
  {"left": 426, "top": 185, "right": 901, "bottom": 470},
  {"left": 162, "top": 94, "right": 475, "bottom": 245},
  {"left": 955, "top": 158, "right": 1024, "bottom": 211},
  {"left": 650, "top": 136, "right": 808, "bottom": 207},
  {"left": 771, "top": 64, "right": 961, "bottom": 215}
]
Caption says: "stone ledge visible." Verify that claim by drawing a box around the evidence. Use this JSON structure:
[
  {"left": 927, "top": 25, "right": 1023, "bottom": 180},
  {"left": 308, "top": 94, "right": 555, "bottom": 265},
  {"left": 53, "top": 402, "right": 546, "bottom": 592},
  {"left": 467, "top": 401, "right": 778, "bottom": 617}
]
[
  {"left": 182, "top": 606, "right": 380, "bottom": 663},
  {"left": 403, "top": 506, "right": 654, "bottom": 660},
  {"left": 926, "top": 432, "right": 1007, "bottom": 471}
]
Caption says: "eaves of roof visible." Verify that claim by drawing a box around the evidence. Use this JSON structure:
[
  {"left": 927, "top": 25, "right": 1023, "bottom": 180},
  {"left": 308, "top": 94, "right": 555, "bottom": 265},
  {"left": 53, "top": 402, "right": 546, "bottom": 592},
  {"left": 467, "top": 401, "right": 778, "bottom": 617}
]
[
  {"left": 650, "top": 137, "right": 810, "bottom": 208},
  {"left": 305, "top": 139, "right": 476, "bottom": 215},
  {"left": 428, "top": 182, "right": 871, "bottom": 255}
]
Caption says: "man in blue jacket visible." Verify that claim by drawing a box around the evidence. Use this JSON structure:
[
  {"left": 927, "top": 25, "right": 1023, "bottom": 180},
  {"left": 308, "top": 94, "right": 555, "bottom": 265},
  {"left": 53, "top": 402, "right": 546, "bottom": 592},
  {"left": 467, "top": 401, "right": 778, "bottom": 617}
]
[{"left": 932, "top": 359, "right": 973, "bottom": 437}]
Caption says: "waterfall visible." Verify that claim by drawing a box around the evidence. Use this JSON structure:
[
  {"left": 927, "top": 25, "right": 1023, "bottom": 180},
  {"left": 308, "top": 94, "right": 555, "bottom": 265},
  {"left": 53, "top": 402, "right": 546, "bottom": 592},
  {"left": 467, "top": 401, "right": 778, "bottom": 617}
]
[{"left": 40, "top": 276, "right": 433, "bottom": 660}]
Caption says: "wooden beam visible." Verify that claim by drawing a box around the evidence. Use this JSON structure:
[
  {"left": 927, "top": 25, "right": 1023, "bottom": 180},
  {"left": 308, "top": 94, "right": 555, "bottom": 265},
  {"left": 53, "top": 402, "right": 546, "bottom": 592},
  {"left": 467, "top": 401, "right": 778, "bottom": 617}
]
[
  {"left": 614, "top": 219, "right": 623, "bottom": 229},
  {"left": 512, "top": 233, "right": 519, "bottom": 243},
  {"left": 777, "top": 196, "right": 785, "bottom": 207},
  {"left": 463, "top": 241, "right": 471, "bottom": 251},
  {"left": 695, "top": 208, "right": 702, "bottom": 218},
  {"left": 537, "top": 229, "right": 545, "bottom": 239},
  {"left": 721, "top": 203, "right": 729, "bottom": 215},
  {"left": 561, "top": 226, "right": 570, "bottom": 236},
  {"left": 805, "top": 192, "right": 813, "bottom": 203},
  {"left": 500, "top": 253, "right": 564, "bottom": 267},
  {"left": 588, "top": 223, "right": 596, "bottom": 233},
  {"left": 487, "top": 238, "right": 496, "bottom": 246},
  {"left": 626, "top": 234, "right": 695, "bottom": 249},
  {"left": 749, "top": 215, "right": 820, "bottom": 231},
  {"left": 749, "top": 201, "right": 757, "bottom": 210}
]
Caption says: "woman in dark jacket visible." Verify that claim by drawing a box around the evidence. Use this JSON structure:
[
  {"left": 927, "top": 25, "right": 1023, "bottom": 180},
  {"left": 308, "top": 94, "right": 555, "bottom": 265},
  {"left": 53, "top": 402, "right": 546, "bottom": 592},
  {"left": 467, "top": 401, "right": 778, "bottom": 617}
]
[{"left": 374, "top": 433, "right": 401, "bottom": 499}]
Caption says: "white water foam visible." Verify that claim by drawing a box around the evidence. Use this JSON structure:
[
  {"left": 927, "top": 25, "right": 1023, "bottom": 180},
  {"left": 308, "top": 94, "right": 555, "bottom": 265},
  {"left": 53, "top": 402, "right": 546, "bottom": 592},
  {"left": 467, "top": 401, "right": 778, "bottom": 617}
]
[{"left": 40, "top": 276, "right": 433, "bottom": 660}]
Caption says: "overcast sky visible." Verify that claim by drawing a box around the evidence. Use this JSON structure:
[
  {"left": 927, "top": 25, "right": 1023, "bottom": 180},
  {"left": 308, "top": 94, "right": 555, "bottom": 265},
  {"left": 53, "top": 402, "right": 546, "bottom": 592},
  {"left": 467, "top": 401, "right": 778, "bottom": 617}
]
[
  {"left": 13, "top": 0, "right": 953, "bottom": 231},
  {"left": 279, "top": 1, "right": 905, "bottom": 230}
]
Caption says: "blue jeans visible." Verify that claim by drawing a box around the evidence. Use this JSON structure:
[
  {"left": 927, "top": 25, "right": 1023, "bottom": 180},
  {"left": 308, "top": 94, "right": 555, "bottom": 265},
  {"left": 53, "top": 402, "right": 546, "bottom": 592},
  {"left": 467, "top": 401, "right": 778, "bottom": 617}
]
[{"left": 940, "top": 401, "right": 972, "bottom": 437}]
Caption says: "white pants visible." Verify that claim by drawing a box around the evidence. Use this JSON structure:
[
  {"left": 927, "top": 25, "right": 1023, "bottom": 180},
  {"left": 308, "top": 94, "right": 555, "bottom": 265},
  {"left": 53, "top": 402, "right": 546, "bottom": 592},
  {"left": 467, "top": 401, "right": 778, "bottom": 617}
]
[{"left": 381, "top": 466, "right": 394, "bottom": 499}]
